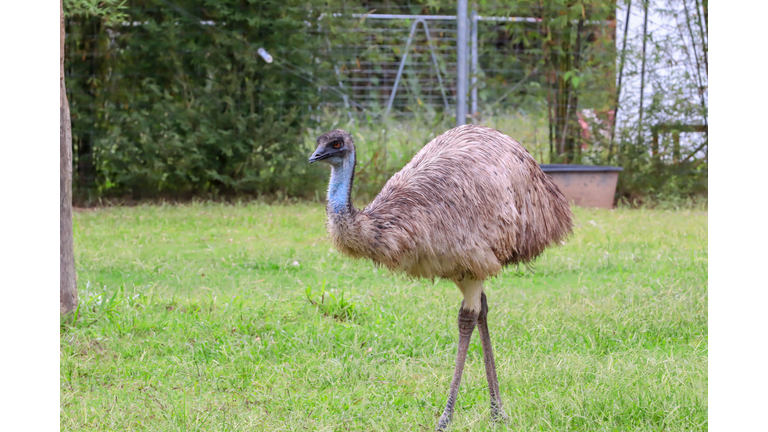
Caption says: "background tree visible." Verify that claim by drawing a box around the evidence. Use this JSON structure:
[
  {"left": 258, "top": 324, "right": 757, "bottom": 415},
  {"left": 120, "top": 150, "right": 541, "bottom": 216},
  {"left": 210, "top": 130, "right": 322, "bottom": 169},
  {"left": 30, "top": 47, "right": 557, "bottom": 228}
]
[
  {"left": 61, "top": 0, "right": 126, "bottom": 316},
  {"left": 61, "top": 0, "right": 76, "bottom": 315}
]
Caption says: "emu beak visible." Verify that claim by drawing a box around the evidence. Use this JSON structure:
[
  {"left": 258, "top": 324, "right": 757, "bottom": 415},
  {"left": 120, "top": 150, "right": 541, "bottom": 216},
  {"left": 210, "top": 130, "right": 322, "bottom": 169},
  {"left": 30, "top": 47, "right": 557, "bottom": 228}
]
[{"left": 308, "top": 149, "right": 325, "bottom": 164}]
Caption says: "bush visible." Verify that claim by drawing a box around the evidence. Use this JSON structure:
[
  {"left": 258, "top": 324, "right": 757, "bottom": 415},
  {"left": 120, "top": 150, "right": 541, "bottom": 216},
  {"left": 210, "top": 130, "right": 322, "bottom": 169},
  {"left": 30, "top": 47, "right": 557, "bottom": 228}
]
[{"left": 66, "top": 0, "right": 326, "bottom": 201}]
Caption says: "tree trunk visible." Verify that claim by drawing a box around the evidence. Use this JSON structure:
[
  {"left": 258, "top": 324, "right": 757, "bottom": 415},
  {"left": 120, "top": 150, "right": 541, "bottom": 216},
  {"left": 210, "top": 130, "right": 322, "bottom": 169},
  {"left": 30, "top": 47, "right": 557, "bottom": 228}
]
[
  {"left": 637, "top": 0, "right": 649, "bottom": 157},
  {"left": 569, "top": 18, "right": 585, "bottom": 163},
  {"left": 552, "top": 19, "right": 572, "bottom": 160},
  {"left": 61, "top": 0, "right": 77, "bottom": 316},
  {"left": 550, "top": 15, "right": 581, "bottom": 163},
  {"left": 609, "top": 0, "right": 633, "bottom": 162}
]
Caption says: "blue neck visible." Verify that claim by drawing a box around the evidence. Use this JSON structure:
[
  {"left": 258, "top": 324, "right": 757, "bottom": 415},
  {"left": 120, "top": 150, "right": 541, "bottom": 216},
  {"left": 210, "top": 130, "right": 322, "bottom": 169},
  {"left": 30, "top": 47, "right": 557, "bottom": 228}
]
[{"left": 328, "top": 152, "right": 355, "bottom": 215}]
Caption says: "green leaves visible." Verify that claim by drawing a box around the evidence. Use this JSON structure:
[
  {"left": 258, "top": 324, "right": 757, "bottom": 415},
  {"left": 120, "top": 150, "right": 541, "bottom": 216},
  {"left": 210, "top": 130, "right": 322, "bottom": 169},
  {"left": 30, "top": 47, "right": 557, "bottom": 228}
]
[
  {"left": 64, "top": 0, "right": 128, "bottom": 26},
  {"left": 564, "top": 69, "right": 582, "bottom": 88},
  {"left": 66, "top": 0, "right": 326, "bottom": 199}
]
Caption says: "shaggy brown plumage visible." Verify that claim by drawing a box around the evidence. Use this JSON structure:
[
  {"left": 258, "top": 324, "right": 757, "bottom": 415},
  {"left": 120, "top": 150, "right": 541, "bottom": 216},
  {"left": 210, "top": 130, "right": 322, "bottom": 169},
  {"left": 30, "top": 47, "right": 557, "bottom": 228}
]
[{"left": 320, "top": 124, "right": 572, "bottom": 281}]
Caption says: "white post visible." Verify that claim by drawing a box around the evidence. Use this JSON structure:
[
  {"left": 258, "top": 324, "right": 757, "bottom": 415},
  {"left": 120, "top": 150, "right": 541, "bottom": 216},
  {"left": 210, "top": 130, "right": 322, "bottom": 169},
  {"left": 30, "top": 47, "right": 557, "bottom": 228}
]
[
  {"left": 456, "top": 0, "right": 468, "bottom": 126},
  {"left": 470, "top": 9, "right": 478, "bottom": 119}
]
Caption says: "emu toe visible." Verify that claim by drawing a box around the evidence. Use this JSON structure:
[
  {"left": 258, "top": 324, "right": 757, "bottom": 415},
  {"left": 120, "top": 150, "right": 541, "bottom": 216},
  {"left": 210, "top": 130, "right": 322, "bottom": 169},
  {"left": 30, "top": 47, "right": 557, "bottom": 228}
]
[
  {"left": 491, "top": 403, "right": 509, "bottom": 423},
  {"left": 435, "top": 413, "right": 452, "bottom": 432}
]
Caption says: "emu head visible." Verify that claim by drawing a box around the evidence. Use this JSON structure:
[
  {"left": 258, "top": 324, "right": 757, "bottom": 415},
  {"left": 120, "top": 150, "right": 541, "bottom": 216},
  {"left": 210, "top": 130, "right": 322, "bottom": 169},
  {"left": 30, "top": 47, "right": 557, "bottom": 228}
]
[{"left": 309, "top": 129, "right": 355, "bottom": 166}]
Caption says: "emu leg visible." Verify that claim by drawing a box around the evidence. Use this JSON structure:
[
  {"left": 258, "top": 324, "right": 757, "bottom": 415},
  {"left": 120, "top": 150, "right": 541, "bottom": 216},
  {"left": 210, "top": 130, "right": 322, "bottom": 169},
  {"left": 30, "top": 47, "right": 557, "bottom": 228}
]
[
  {"left": 477, "top": 293, "right": 508, "bottom": 422},
  {"left": 436, "top": 303, "right": 478, "bottom": 431}
]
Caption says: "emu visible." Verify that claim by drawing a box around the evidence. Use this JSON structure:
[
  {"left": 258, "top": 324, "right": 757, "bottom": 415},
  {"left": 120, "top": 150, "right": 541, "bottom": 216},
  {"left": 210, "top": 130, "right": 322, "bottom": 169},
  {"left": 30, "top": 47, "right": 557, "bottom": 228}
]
[{"left": 309, "top": 124, "right": 573, "bottom": 430}]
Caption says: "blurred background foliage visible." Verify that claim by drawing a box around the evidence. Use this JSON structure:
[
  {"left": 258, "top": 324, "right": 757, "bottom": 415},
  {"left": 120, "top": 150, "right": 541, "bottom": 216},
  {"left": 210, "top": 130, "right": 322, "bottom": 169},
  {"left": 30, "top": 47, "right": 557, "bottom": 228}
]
[{"left": 64, "top": 0, "right": 707, "bottom": 205}]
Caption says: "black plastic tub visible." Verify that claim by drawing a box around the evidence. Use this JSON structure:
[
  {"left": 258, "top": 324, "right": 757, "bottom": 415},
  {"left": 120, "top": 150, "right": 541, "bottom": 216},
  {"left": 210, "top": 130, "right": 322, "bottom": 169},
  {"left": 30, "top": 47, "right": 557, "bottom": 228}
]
[{"left": 539, "top": 164, "right": 623, "bottom": 209}]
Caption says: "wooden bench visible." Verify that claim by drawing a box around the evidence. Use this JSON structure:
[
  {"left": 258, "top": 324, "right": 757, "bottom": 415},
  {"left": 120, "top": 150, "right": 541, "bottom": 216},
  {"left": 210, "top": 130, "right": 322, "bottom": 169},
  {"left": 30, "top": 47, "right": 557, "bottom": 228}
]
[{"left": 651, "top": 124, "right": 708, "bottom": 163}]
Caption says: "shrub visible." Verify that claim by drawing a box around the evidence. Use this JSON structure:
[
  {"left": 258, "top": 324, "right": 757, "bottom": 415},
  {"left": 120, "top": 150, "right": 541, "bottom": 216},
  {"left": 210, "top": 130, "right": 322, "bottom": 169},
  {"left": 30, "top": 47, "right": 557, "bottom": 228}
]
[{"left": 66, "top": 0, "right": 326, "bottom": 200}]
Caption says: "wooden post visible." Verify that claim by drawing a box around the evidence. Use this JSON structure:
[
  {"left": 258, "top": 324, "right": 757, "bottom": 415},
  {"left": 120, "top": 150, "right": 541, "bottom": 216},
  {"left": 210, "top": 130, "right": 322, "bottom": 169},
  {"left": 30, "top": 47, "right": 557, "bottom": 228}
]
[
  {"left": 61, "top": 0, "right": 77, "bottom": 316},
  {"left": 672, "top": 130, "right": 681, "bottom": 163},
  {"left": 652, "top": 123, "right": 708, "bottom": 165}
]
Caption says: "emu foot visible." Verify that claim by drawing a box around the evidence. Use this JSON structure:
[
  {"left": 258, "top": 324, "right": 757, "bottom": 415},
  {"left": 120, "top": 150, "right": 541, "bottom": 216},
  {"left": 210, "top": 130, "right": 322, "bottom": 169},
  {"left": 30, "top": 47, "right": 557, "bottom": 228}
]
[
  {"left": 435, "top": 412, "right": 452, "bottom": 431},
  {"left": 490, "top": 402, "right": 509, "bottom": 423}
]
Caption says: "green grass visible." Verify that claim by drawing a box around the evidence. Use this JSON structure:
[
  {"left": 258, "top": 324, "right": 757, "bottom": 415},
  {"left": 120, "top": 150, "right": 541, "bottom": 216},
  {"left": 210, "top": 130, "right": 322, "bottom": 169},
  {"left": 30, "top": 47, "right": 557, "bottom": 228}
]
[{"left": 61, "top": 202, "right": 707, "bottom": 431}]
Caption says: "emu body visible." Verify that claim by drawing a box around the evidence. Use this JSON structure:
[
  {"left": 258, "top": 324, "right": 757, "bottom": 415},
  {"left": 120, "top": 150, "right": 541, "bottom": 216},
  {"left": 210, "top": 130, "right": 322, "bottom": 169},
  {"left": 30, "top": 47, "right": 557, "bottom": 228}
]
[{"left": 310, "top": 124, "right": 573, "bottom": 429}]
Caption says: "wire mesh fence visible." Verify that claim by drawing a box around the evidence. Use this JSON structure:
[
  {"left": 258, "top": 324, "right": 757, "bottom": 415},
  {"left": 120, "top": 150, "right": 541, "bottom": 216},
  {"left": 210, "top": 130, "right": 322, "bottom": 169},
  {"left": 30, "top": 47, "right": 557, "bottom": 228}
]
[
  {"left": 320, "top": 16, "right": 459, "bottom": 116},
  {"left": 312, "top": 9, "right": 613, "bottom": 119}
]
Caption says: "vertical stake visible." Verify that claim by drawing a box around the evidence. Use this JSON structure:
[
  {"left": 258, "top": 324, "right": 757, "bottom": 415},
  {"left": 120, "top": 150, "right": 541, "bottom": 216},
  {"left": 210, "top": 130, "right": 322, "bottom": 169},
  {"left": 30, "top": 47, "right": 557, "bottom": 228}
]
[
  {"left": 456, "top": 0, "right": 468, "bottom": 126},
  {"left": 471, "top": 10, "right": 478, "bottom": 120}
]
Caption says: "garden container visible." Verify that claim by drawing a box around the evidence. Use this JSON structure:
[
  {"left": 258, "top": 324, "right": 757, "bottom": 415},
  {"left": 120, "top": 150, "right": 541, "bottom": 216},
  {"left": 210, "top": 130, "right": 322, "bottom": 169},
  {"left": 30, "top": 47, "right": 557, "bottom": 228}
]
[{"left": 539, "top": 164, "right": 623, "bottom": 209}]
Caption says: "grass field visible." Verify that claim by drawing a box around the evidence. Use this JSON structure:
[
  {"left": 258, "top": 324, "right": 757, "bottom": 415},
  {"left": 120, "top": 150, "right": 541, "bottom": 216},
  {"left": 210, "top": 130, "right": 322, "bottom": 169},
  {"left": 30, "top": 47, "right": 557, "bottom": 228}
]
[{"left": 60, "top": 202, "right": 707, "bottom": 431}]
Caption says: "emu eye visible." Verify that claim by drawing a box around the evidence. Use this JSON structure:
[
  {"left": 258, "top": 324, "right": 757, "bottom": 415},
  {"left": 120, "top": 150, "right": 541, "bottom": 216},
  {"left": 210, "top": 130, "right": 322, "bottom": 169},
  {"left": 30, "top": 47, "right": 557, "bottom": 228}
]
[{"left": 332, "top": 142, "right": 342, "bottom": 149}]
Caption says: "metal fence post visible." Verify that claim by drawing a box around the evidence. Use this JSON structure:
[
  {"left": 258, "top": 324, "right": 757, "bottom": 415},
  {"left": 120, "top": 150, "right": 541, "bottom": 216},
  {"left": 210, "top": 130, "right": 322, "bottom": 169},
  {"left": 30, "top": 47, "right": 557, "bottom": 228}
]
[
  {"left": 470, "top": 10, "right": 478, "bottom": 119},
  {"left": 456, "top": 0, "right": 468, "bottom": 126},
  {"left": 385, "top": 20, "right": 420, "bottom": 117},
  {"left": 385, "top": 19, "right": 450, "bottom": 117}
]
